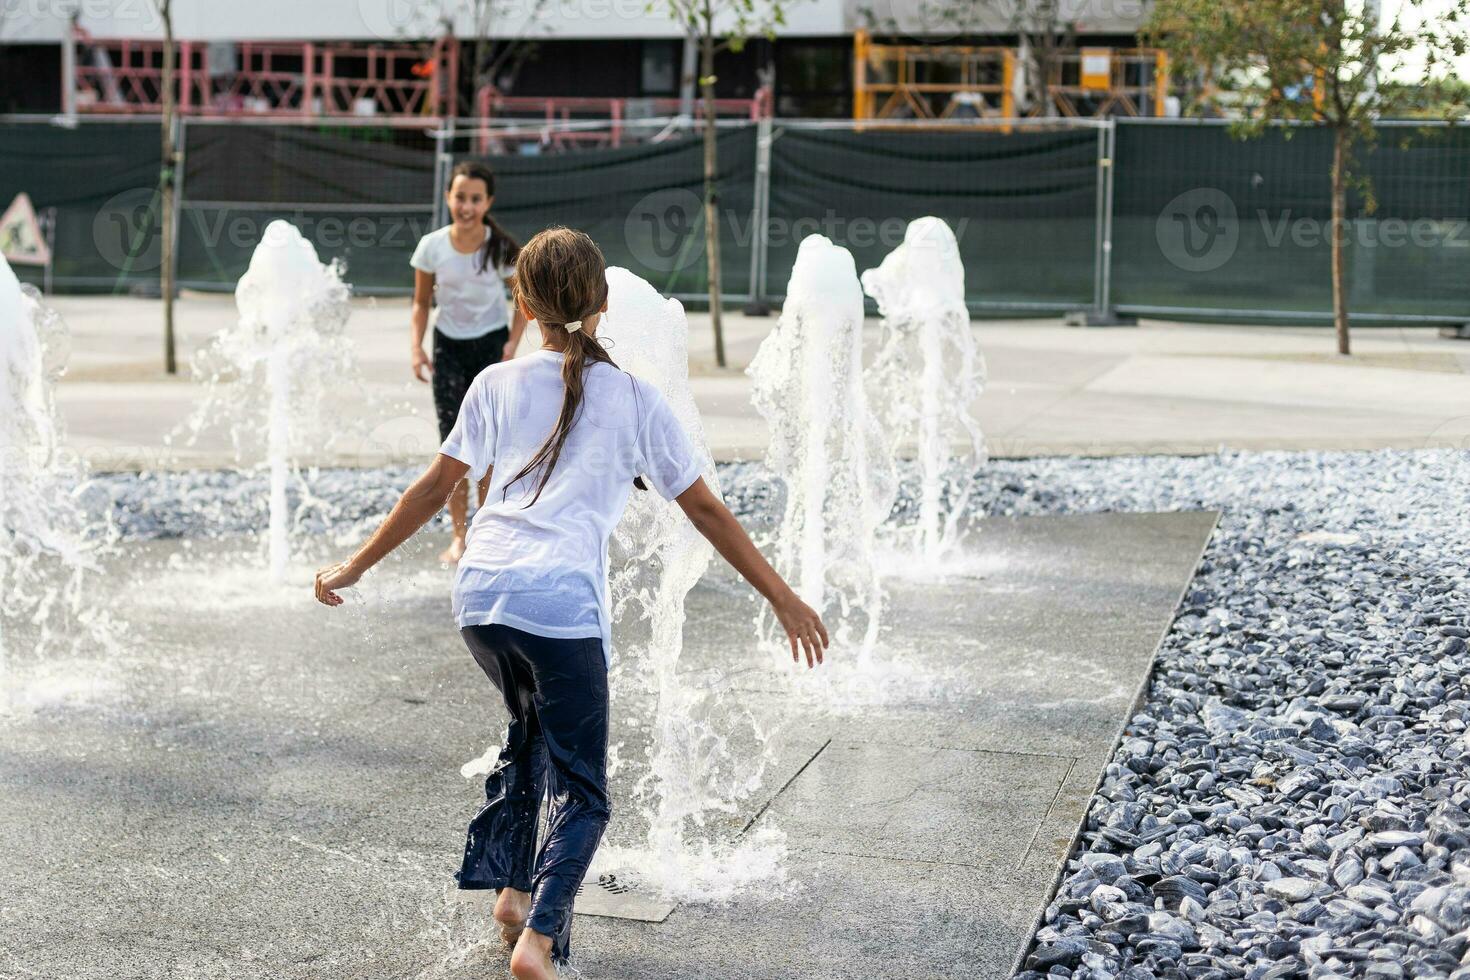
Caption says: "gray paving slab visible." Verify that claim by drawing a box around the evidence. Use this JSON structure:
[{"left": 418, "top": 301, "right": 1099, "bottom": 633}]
[
  {"left": 41, "top": 292, "right": 1470, "bottom": 470},
  {"left": 0, "top": 510, "right": 1216, "bottom": 979}
]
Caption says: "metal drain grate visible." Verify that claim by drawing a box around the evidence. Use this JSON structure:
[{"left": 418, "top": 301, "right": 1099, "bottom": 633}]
[
  {"left": 574, "top": 873, "right": 674, "bottom": 923},
  {"left": 455, "top": 872, "right": 674, "bottom": 924}
]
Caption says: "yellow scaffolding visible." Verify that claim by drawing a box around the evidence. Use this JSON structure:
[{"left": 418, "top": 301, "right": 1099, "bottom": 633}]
[
  {"left": 853, "top": 30, "right": 1171, "bottom": 126},
  {"left": 853, "top": 29, "right": 1015, "bottom": 126},
  {"left": 1044, "top": 48, "right": 1170, "bottom": 117}
]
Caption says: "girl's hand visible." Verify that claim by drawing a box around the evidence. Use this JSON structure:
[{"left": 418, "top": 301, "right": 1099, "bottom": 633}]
[
  {"left": 773, "top": 592, "right": 829, "bottom": 668},
  {"left": 411, "top": 347, "right": 433, "bottom": 383},
  {"left": 315, "top": 560, "right": 362, "bottom": 607}
]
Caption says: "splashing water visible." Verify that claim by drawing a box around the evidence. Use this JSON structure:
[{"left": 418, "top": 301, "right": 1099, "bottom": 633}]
[
  {"left": 748, "top": 235, "right": 894, "bottom": 666},
  {"left": 599, "top": 267, "right": 785, "bottom": 899},
  {"left": 182, "top": 221, "right": 355, "bottom": 582},
  {"left": 862, "top": 217, "right": 986, "bottom": 566},
  {"left": 0, "top": 257, "right": 119, "bottom": 704}
]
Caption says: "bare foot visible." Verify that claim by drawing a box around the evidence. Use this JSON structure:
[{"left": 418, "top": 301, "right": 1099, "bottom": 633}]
[
  {"left": 494, "top": 888, "right": 530, "bottom": 946},
  {"left": 509, "top": 928, "right": 556, "bottom": 980},
  {"left": 438, "top": 536, "right": 466, "bottom": 564}
]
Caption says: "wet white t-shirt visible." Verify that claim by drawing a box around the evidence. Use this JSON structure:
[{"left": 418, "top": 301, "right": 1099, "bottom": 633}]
[
  {"left": 439, "top": 349, "right": 703, "bottom": 666},
  {"left": 409, "top": 225, "right": 514, "bottom": 340}
]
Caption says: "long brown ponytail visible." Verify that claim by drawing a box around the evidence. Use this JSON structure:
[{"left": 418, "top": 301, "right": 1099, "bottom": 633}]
[{"left": 507, "top": 227, "right": 621, "bottom": 507}]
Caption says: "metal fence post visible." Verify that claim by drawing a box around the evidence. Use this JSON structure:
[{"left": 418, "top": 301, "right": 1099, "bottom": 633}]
[
  {"left": 1100, "top": 118, "right": 1118, "bottom": 314},
  {"left": 1091, "top": 123, "right": 1106, "bottom": 313},
  {"left": 743, "top": 116, "right": 773, "bottom": 315},
  {"left": 1067, "top": 118, "right": 1134, "bottom": 327},
  {"left": 431, "top": 124, "right": 450, "bottom": 231}
]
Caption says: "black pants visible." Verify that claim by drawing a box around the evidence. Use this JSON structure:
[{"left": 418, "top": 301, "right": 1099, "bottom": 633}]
[
  {"left": 433, "top": 327, "right": 509, "bottom": 441},
  {"left": 456, "top": 624, "right": 611, "bottom": 964}
]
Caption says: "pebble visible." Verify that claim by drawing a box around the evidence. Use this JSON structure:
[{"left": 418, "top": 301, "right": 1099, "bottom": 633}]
[{"left": 975, "top": 450, "right": 1470, "bottom": 980}]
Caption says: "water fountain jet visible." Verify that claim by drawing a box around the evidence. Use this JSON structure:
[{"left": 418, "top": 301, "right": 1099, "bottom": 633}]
[
  {"left": 748, "top": 235, "right": 893, "bottom": 666},
  {"left": 862, "top": 216, "right": 985, "bottom": 567},
  {"left": 183, "top": 220, "right": 354, "bottom": 583}
]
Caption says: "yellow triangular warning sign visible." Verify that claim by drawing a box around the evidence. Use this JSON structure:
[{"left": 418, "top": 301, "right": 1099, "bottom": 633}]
[{"left": 1, "top": 193, "right": 50, "bottom": 267}]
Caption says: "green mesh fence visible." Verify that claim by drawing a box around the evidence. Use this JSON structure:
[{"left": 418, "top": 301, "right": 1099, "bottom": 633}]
[
  {"left": 0, "top": 121, "right": 162, "bottom": 293},
  {"left": 764, "top": 126, "right": 1102, "bottom": 310},
  {"left": 5, "top": 116, "right": 1469, "bottom": 324},
  {"left": 175, "top": 121, "right": 437, "bottom": 292},
  {"left": 449, "top": 126, "right": 757, "bottom": 301},
  {"left": 1112, "top": 120, "right": 1470, "bottom": 321},
  {"left": 171, "top": 122, "right": 756, "bottom": 298}
]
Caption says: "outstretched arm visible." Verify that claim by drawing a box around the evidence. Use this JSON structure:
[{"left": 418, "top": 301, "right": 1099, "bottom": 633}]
[
  {"left": 674, "top": 477, "right": 830, "bottom": 668},
  {"left": 315, "top": 453, "right": 474, "bottom": 606}
]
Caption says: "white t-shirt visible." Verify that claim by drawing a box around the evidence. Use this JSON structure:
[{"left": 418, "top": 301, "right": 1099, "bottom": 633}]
[
  {"left": 409, "top": 225, "right": 515, "bottom": 340},
  {"left": 439, "top": 349, "right": 704, "bottom": 667}
]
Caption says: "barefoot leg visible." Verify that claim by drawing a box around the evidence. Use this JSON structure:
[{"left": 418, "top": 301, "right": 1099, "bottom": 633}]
[
  {"left": 494, "top": 887, "right": 531, "bottom": 946},
  {"left": 509, "top": 928, "right": 557, "bottom": 980}
]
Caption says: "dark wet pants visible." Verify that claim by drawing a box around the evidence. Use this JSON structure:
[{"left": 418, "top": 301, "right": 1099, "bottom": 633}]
[{"left": 455, "top": 624, "right": 611, "bottom": 964}]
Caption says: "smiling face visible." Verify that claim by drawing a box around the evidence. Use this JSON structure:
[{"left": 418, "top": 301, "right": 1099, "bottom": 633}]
[{"left": 446, "top": 174, "right": 492, "bottom": 228}]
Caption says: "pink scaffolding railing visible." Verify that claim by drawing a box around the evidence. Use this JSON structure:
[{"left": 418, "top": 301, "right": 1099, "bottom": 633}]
[
  {"left": 471, "top": 85, "right": 774, "bottom": 153},
  {"left": 68, "top": 25, "right": 459, "bottom": 124}
]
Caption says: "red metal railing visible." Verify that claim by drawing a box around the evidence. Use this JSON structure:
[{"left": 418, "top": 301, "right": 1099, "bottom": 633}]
[{"left": 69, "top": 26, "right": 458, "bottom": 123}]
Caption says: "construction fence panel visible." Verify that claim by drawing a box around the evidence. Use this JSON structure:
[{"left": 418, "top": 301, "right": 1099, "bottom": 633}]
[
  {"left": 448, "top": 125, "right": 757, "bottom": 302},
  {"left": 178, "top": 121, "right": 438, "bottom": 293},
  {"left": 0, "top": 120, "right": 162, "bottom": 293},
  {"left": 1112, "top": 120, "right": 1470, "bottom": 321},
  {"left": 763, "top": 124, "right": 1103, "bottom": 310}
]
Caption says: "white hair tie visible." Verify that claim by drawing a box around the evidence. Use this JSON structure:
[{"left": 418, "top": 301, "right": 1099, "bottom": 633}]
[{"left": 564, "top": 320, "right": 584, "bottom": 333}]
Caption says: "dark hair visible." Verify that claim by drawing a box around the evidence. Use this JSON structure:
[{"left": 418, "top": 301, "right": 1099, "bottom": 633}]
[
  {"left": 448, "top": 161, "right": 520, "bottom": 275},
  {"left": 507, "top": 227, "right": 624, "bottom": 507}
]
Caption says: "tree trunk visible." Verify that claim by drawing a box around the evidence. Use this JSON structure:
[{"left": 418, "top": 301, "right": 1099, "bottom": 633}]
[
  {"left": 700, "top": 15, "right": 726, "bottom": 368},
  {"left": 160, "top": 1, "right": 177, "bottom": 375},
  {"left": 1330, "top": 125, "right": 1350, "bottom": 356}
]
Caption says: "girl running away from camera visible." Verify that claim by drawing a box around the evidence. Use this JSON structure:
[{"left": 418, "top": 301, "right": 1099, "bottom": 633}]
[
  {"left": 410, "top": 161, "right": 529, "bottom": 563},
  {"left": 314, "top": 227, "right": 829, "bottom": 979}
]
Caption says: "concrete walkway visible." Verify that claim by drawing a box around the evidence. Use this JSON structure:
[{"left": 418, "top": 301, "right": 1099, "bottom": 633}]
[
  {"left": 0, "top": 509, "right": 1217, "bottom": 979},
  {"left": 46, "top": 293, "right": 1470, "bottom": 472}
]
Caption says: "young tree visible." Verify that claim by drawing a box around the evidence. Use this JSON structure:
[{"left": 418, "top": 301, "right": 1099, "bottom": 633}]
[
  {"left": 463, "top": 0, "right": 543, "bottom": 116},
  {"left": 658, "top": 0, "right": 783, "bottom": 369},
  {"left": 151, "top": 0, "right": 179, "bottom": 374},
  {"left": 1147, "top": 0, "right": 1470, "bottom": 355}
]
